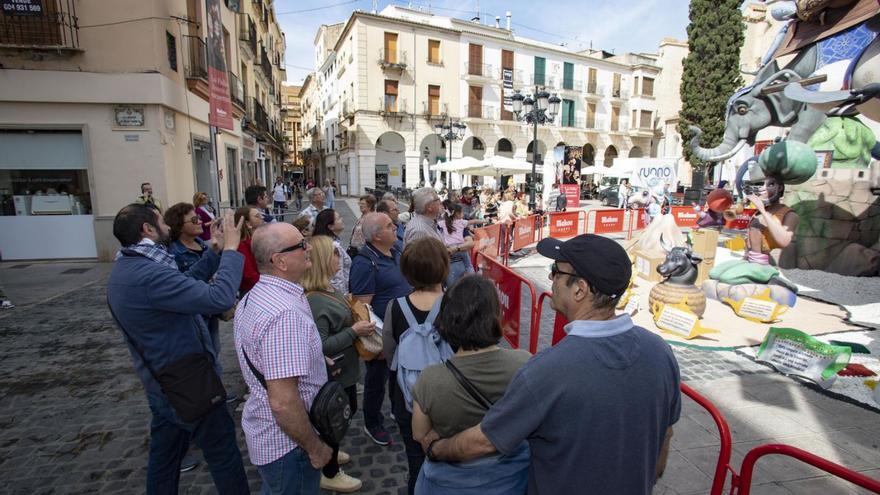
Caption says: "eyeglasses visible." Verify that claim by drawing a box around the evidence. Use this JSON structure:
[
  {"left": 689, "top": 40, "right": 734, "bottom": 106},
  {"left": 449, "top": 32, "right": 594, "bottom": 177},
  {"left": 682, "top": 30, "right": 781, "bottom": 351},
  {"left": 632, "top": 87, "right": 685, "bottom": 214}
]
[
  {"left": 275, "top": 240, "right": 308, "bottom": 255},
  {"left": 550, "top": 262, "right": 580, "bottom": 280},
  {"left": 188, "top": 216, "right": 201, "bottom": 225}
]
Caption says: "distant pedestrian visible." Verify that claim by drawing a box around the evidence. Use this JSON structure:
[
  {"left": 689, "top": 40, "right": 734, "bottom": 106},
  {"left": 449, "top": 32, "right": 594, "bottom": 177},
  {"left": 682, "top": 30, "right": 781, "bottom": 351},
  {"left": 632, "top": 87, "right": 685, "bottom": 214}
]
[
  {"left": 323, "top": 179, "right": 336, "bottom": 210},
  {"left": 245, "top": 185, "right": 275, "bottom": 224},
  {"left": 192, "top": 192, "right": 215, "bottom": 242},
  {"left": 135, "top": 182, "right": 163, "bottom": 212},
  {"left": 107, "top": 204, "right": 248, "bottom": 494},
  {"left": 272, "top": 177, "right": 288, "bottom": 221},
  {"left": 234, "top": 223, "right": 333, "bottom": 494},
  {"left": 298, "top": 187, "right": 327, "bottom": 229}
]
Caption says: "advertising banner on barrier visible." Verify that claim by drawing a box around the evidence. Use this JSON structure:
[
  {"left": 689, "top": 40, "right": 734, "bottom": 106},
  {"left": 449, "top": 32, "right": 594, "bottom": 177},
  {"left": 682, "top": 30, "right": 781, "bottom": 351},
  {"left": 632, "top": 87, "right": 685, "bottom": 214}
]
[
  {"left": 548, "top": 211, "right": 581, "bottom": 238},
  {"left": 472, "top": 223, "right": 503, "bottom": 260},
  {"left": 560, "top": 184, "right": 580, "bottom": 209},
  {"left": 635, "top": 208, "right": 649, "bottom": 230},
  {"left": 725, "top": 208, "right": 757, "bottom": 230},
  {"left": 593, "top": 209, "right": 626, "bottom": 234},
  {"left": 481, "top": 257, "right": 523, "bottom": 349},
  {"left": 671, "top": 206, "right": 699, "bottom": 228},
  {"left": 511, "top": 215, "right": 539, "bottom": 251}
]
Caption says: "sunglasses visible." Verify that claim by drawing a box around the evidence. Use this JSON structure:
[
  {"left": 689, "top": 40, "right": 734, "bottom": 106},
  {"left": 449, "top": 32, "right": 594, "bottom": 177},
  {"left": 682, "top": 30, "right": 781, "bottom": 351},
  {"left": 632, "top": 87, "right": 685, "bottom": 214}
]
[
  {"left": 276, "top": 239, "right": 308, "bottom": 255},
  {"left": 550, "top": 262, "right": 580, "bottom": 279},
  {"left": 188, "top": 216, "right": 201, "bottom": 225}
]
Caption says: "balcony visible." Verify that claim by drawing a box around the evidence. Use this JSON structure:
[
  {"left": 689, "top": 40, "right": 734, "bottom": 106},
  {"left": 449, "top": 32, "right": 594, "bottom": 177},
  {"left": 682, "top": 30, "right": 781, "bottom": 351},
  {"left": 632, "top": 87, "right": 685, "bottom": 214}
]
[
  {"left": 379, "top": 49, "right": 407, "bottom": 70},
  {"left": 259, "top": 45, "right": 272, "bottom": 79},
  {"left": 628, "top": 124, "right": 655, "bottom": 138},
  {"left": 560, "top": 79, "right": 584, "bottom": 94},
  {"left": 421, "top": 102, "right": 448, "bottom": 120},
  {"left": 585, "top": 81, "right": 603, "bottom": 100},
  {"left": 559, "top": 117, "right": 582, "bottom": 129},
  {"left": 0, "top": 1, "right": 80, "bottom": 51},
  {"left": 584, "top": 117, "right": 600, "bottom": 131},
  {"left": 530, "top": 74, "right": 557, "bottom": 88},
  {"left": 610, "top": 87, "right": 630, "bottom": 100},
  {"left": 464, "top": 104, "right": 497, "bottom": 121},
  {"left": 228, "top": 71, "right": 246, "bottom": 117},
  {"left": 238, "top": 14, "right": 256, "bottom": 58},
  {"left": 463, "top": 62, "right": 496, "bottom": 80},
  {"left": 342, "top": 99, "right": 354, "bottom": 119},
  {"left": 379, "top": 96, "right": 408, "bottom": 116},
  {"left": 183, "top": 35, "right": 209, "bottom": 100},
  {"left": 247, "top": 97, "right": 269, "bottom": 133}
]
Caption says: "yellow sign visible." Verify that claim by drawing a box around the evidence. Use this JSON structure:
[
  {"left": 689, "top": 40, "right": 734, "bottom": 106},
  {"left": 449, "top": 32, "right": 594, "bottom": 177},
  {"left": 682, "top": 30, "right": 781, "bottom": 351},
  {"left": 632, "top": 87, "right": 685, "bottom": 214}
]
[
  {"left": 616, "top": 275, "right": 637, "bottom": 310},
  {"left": 651, "top": 298, "right": 719, "bottom": 340},
  {"left": 723, "top": 289, "right": 788, "bottom": 323},
  {"left": 725, "top": 236, "right": 746, "bottom": 252}
]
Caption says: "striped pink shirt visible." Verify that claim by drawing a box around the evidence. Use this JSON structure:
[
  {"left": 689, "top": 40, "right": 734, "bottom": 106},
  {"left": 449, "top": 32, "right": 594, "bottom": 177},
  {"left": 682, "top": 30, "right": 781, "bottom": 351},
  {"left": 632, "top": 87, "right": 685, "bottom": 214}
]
[{"left": 233, "top": 275, "right": 328, "bottom": 466}]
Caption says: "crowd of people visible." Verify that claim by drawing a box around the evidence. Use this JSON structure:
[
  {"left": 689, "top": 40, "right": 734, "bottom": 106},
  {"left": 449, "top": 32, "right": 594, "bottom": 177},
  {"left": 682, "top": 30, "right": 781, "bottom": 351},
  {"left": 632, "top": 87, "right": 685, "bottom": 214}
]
[{"left": 106, "top": 182, "right": 681, "bottom": 495}]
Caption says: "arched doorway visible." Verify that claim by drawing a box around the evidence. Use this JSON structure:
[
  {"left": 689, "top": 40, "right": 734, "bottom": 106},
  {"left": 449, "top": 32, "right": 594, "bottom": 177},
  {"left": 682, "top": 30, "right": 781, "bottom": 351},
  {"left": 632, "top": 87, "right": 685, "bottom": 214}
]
[
  {"left": 526, "top": 140, "right": 547, "bottom": 165},
  {"left": 494, "top": 138, "right": 514, "bottom": 158},
  {"left": 628, "top": 146, "right": 643, "bottom": 158},
  {"left": 462, "top": 137, "right": 486, "bottom": 159},
  {"left": 419, "top": 134, "right": 445, "bottom": 187},
  {"left": 376, "top": 132, "right": 406, "bottom": 189},
  {"left": 582, "top": 144, "right": 595, "bottom": 166},
  {"left": 604, "top": 145, "right": 618, "bottom": 168}
]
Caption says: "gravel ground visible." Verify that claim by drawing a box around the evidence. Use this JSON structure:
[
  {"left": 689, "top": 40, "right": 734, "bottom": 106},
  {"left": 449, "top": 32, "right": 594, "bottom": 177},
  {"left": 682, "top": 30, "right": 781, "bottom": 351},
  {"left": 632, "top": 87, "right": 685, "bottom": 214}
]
[{"left": 784, "top": 268, "right": 880, "bottom": 307}]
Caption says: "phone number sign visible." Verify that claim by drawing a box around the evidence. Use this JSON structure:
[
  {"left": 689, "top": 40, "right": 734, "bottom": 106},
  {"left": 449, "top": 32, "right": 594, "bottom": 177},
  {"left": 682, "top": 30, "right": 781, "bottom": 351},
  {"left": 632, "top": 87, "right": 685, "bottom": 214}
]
[{"left": 2, "top": 0, "right": 43, "bottom": 15}]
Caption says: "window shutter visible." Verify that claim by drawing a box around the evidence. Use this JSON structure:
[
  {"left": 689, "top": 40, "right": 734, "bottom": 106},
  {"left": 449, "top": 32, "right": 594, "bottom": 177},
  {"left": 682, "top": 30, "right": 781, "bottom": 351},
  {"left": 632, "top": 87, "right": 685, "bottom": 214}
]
[
  {"left": 563, "top": 62, "right": 574, "bottom": 90},
  {"left": 642, "top": 77, "right": 654, "bottom": 96},
  {"left": 428, "top": 39, "right": 440, "bottom": 63},
  {"left": 534, "top": 57, "right": 545, "bottom": 85}
]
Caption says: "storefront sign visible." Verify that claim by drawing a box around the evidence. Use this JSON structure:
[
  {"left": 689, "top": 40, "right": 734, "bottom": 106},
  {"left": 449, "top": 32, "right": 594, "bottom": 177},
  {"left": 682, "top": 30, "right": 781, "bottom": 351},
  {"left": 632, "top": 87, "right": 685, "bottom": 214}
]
[
  {"left": 560, "top": 183, "right": 579, "bottom": 209},
  {"left": 670, "top": 206, "right": 699, "bottom": 228},
  {"left": 511, "top": 215, "right": 539, "bottom": 251},
  {"left": 756, "top": 327, "right": 851, "bottom": 389},
  {"left": 472, "top": 223, "right": 502, "bottom": 260},
  {"left": 548, "top": 211, "right": 581, "bottom": 239},
  {"left": 2, "top": 0, "right": 42, "bottom": 15},
  {"left": 593, "top": 208, "right": 625, "bottom": 234},
  {"left": 206, "top": 0, "right": 234, "bottom": 130},
  {"left": 651, "top": 301, "right": 718, "bottom": 340},
  {"left": 481, "top": 257, "right": 523, "bottom": 349},
  {"left": 724, "top": 289, "right": 788, "bottom": 323}
]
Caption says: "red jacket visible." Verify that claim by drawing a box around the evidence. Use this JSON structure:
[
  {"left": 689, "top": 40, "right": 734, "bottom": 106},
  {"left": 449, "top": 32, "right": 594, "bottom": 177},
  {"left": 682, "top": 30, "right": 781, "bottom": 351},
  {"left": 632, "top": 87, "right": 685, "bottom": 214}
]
[{"left": 237, "top": 238, "right": 260, "bottom": 294}]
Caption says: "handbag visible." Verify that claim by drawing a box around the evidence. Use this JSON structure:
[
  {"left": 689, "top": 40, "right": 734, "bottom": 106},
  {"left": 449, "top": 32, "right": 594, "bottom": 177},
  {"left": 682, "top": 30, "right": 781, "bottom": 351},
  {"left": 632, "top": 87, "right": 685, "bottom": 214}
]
[
  {"left": 108, "top": 301, "right": 226, "bottom": 423},
  {"left": 347, "top": 295, "right": 383, "bottom": 360},
  {"left": 242, "top": 346, "right": 351, "bottom": 445}
]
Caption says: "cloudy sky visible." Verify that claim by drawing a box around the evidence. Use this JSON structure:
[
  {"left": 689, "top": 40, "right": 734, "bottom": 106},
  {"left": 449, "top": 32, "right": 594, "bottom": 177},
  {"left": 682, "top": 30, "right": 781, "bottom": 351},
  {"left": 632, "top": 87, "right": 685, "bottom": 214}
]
[{"left": 275, "top": 0, "right": 692, "bottom": 85}]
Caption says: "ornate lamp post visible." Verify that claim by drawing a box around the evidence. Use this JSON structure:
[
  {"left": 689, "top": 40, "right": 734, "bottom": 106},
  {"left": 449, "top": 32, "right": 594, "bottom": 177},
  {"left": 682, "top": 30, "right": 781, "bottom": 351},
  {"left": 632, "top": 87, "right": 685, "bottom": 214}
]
[
  {"left": 512, "top": 87, "right": 560, "bottom": 211},
  {"left": 433, "top": 119, "right": 467, "bottom": 186}
]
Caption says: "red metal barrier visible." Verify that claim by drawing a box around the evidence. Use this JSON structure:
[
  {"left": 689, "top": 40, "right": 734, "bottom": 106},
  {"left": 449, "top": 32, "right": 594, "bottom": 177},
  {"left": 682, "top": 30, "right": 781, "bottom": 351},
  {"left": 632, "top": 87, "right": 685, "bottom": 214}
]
[
  {"left": 735, "top": 444, "right": 880, "bottom": 494},
  {"left": 681, "top": 383, "right": 734, "bottom": 495},
  {"left": 536, "top": 291, "right": 568, "bottom": 348},
  {"left": 547, "top": 210, "right": 585, "bottom": 239},
  {"left": 589, "top": 208, "right": 627, "bottom": 234},
  {"left": 471, "top": 223, "right": 504, "bottom": 264},
  {"left": 511, "top": 214, "right": 542, "bottom": 251},
  {"left": 475, "top": 252, "right": 538, "bottom": 352}
]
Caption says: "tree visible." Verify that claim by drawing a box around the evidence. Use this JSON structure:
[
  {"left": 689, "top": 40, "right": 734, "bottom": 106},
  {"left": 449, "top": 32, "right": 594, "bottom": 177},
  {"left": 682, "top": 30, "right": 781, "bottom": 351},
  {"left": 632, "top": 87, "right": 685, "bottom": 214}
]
[{"left": 677, "top": 0, "right": 744, "bottom": 185}]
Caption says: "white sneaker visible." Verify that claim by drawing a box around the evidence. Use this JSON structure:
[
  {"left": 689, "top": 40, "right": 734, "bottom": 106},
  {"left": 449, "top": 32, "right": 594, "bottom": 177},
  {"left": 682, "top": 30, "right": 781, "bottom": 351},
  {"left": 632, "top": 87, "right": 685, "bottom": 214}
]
[
  {"left": 0, "top": 300, "right": 13, "bottom": 309},
  {"left": 337, "top": 450, "right": 351, "bottom": 465},
  {"left": 320, "top": 470, "right": 362, "bottom": 493}
]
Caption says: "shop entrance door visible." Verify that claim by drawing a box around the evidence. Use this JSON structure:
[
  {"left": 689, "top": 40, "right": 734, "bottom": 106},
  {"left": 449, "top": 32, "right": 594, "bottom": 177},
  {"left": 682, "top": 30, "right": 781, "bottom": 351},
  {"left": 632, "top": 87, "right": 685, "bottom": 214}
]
[{"left": 193, "top": 139, "right": 214, "bottom": 204}]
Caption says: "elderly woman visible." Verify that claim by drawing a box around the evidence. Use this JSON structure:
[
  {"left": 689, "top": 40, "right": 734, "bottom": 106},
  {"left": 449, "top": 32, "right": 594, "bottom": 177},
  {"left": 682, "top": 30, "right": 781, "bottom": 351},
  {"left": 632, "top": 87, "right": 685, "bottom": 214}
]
[
  {"left": 382, "top": 237, "right": 449, "bottom": 495},
  {"left": 349, "top": 194, "right": 377, "bottom": 251},
  {"left": 192, "top": 192, "right": 214, "bottom": 241},
  {"left": 234, "top": 205, "right": 264, "bottom": 295},
  {"left": 299, "top": 186, "right": 326, "bottom": 227},
  {"left": 302, "top": 235, "right": 375, "bottom": 493},
  {"left": 313, "top": 208, "right": 351, "bottom": 295},
  {"left": 412, "top": 275, "right": 531, "bottom": 494}
]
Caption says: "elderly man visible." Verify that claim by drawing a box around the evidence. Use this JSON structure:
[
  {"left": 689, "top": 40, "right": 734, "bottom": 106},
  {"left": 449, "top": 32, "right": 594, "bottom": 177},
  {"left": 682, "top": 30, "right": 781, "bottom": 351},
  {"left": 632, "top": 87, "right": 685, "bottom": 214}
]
[
  {"left": 298, "top": 187, "right": 326, "bottom": 228},
  {"left": 422, "top": 234, "right": 680, "bottom": 495},
  {"left": 376, "top": 198, "right": 404, "bottom": 252},
  {"left": 349, "top": 212, "right": 412, "bottom": 446},
  {"left": 403, "top": 186, "right": 443, "bottom": 246},
  {"left": 107, "top": 204, "right": 248, "bottom": 494},
  {"left": 234, "top": 223, "right": 333, "bottom": 494}
]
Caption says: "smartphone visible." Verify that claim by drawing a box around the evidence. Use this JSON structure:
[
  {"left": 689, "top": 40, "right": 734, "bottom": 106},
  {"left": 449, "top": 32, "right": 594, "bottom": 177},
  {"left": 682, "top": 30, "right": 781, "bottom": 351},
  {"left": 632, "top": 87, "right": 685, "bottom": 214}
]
[{"left": 330, "top": 353, "right": 345, "bottom": 363}]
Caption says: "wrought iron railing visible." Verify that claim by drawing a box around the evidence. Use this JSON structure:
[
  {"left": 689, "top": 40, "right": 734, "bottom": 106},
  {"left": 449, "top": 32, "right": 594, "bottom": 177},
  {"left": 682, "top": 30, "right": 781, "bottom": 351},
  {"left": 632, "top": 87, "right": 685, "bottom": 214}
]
[
  {"left": 0, "top": 0, "right": 79, "bottom": 49},
  {"left": 237, "top": 14, "right": 256, "bottom": 56},
  {"left": 248, "top": 97, "right": 269, "bottom": 132},
  {"left": 229, "top": 71, "right": 245, "bottom": 109},
  {"left": 183, "top": 35, "right": 207, "bottom": 81}
]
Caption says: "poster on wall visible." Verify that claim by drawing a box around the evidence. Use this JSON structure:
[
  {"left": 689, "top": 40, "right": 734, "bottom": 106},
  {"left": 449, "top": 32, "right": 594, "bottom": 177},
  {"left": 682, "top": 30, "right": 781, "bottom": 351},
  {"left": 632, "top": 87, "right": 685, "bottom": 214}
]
[
  {"left": 502, "top": 69, "right": 514, "bottom": 112},
  {"left": 206, "top": 0, "right": 234, "bottom": 130},
  {"left": 563, "top": 146, "right": 582, "bottom": 185}
]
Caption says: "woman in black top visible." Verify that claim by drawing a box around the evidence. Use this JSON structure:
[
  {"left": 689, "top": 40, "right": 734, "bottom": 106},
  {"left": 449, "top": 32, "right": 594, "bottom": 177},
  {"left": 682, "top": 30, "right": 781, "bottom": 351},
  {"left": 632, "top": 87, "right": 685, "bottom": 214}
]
[{"left": 382, "top": 237, "right": 450, "bottom": 495}]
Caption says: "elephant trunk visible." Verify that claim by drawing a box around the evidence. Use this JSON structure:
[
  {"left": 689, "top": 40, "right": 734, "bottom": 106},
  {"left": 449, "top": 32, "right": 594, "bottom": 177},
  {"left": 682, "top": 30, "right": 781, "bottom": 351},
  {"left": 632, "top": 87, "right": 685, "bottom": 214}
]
[{"left": 689, "top": 125, "right": 747, "bottom": 162}]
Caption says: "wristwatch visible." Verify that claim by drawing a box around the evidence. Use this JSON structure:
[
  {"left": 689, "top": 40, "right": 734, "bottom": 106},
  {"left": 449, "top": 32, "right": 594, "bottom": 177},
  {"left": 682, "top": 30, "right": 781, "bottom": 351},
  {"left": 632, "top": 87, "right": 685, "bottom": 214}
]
[{"left": 426, "top": 438, "right": 442, "bottom": 461}]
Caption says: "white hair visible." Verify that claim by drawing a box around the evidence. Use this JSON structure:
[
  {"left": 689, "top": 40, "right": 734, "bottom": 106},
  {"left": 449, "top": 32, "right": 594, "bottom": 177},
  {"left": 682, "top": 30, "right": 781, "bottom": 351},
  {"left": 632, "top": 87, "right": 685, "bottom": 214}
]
[
  {"left": 307, "top": 187, "right": 323, "bottom": 202},
  {"left": 412, "top": 187, "right": 437, "bottom": 214},
  {"left": 361, "top": 212, "right": 385, "bottom": 241}
]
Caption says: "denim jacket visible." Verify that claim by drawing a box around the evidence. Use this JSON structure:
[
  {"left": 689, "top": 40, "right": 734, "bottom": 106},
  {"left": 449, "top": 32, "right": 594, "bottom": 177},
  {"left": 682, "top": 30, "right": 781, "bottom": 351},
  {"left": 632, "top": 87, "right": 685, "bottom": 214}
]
[{"left": 169, "top": 238, "right": 209, "bottom": 273}]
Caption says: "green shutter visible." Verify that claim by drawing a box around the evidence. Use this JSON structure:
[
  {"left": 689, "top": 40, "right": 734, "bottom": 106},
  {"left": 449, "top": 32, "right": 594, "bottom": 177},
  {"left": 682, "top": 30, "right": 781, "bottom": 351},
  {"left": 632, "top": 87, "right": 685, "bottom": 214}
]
[
  {"left": 563, "top": 62, "right": 574, "bottom": 90},
  {"left": 534, "top": 57, "right": 545, "bottom": 85},
  {"left": 561, "top": 99, "right": 570, "bottom": 127}
]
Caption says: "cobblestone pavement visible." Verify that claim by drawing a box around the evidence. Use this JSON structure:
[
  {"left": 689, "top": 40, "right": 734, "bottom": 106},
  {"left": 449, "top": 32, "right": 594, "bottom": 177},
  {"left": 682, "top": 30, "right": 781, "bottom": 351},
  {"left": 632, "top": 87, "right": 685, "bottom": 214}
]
[{"left": 0, "top": 200, "right": 873, "bottom": 494}]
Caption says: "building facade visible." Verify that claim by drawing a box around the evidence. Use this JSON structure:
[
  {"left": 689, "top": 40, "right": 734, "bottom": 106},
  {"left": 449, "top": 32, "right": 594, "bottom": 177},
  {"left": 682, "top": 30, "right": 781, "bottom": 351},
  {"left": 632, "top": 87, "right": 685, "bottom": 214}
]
[
  {"left": 301, "top": 6, "right": 686, "bottom": 195},
  {"left": 280, "top": 84, "right": 303, "bottom": 175},
  {"left": 0, "top": 0, "right": 285, "bottom": 260}
]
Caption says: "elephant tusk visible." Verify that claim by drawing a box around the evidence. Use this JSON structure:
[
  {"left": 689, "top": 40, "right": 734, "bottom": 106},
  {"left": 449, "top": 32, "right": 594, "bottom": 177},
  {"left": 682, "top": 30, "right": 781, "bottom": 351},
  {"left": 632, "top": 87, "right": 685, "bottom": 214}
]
[{"left": 705, "top": 139, "right": 747, "bottom": 162}]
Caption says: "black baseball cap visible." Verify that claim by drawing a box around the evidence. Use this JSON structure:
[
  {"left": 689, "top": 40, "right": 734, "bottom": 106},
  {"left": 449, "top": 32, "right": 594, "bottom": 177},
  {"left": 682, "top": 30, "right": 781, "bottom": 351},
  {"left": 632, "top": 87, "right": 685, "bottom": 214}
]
[{"left": 537, "top": 234, "right": 631, "bottom": 297}]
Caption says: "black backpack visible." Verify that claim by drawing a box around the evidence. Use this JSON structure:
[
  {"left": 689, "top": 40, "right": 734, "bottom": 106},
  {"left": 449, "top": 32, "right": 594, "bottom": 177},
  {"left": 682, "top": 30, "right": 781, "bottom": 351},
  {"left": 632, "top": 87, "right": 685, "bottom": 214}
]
[{"left": 556, "top": 192, "right": 568, "bottom": 211}]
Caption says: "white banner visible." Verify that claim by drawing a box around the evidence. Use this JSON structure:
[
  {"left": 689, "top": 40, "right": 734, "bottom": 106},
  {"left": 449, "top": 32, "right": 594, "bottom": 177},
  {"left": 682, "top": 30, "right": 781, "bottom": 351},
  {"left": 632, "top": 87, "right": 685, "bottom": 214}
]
[
  {"left": 503, "top": 69, "right": 514, "bottom": 112},
  {"left": 629, "top": 162, "right": 677, "bottom": 195}
]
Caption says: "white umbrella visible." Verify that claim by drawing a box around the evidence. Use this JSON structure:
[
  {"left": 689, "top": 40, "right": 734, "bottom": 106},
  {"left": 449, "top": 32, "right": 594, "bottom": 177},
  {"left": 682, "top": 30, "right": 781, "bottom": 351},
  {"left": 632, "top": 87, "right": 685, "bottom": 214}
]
[
  {"left": 429, "top": 156, "right": 482, "bottom": 172},
  {"left": 459, "top": 155, "right": 534, "bottom": 177},
  {"left": 581, "top": 165, "right": 605, "bottom": 175}
]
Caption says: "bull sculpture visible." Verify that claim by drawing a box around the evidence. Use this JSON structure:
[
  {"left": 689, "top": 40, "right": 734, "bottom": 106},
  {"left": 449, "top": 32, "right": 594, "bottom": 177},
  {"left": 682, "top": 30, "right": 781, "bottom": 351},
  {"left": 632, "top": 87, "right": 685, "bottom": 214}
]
[{"left": 648, "top": 238, "right": 707, "bottom": 317}]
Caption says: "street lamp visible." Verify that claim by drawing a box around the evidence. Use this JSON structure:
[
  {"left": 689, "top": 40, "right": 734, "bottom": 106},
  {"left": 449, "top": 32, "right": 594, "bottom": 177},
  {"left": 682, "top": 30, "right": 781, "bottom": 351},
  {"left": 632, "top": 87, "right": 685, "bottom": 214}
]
[
  {"left": 512, "top": 86, "right": 560, "bottom": 211},
  {"left": 433, "top": 118, "right": 467, "bottom": 186}
]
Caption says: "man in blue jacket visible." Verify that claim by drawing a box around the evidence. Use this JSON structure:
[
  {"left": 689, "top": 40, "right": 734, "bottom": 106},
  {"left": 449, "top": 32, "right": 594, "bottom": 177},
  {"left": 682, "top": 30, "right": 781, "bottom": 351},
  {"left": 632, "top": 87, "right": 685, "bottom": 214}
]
[{"left": 107, "top": 204, "right": 249, "bottom": 494}]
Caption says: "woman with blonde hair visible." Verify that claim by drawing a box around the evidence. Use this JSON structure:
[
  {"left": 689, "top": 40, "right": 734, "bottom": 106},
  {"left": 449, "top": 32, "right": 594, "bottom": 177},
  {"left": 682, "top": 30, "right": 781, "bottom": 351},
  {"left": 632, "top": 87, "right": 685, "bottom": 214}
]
[
  {"left": 192, "top": 191, "right": 214, "bottom": 242},
  {"left": 234, "top": 206, "right": 263, "bottom": 295},
  {"left": 303, "top": 235, "right": 376, "bottom": 493}
]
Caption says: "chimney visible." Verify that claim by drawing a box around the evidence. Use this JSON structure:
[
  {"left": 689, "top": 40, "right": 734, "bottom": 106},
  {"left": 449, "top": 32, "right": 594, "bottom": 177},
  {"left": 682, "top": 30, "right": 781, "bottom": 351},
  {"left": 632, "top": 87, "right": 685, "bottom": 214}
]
[
  {"left": 495, "top": 16, "right": 500, "bottom": 28},
  {"left": 506, "top": 11, "right": 511, "bottom": 30}
]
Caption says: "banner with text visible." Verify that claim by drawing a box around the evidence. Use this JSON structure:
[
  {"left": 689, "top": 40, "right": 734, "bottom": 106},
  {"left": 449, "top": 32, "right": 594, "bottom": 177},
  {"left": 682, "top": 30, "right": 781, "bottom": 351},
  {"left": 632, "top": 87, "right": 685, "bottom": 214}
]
[
  {"left": 471, "top": 223, "right": 503, "bottom": 260},
  {"left": 560, "top": 184, "right": 580, "bottom": 209},
  {"left": 207, "top": 0, "right": 234, "bottom": 130},
  {"left": 630, "top": 161, "right": 677, "bottom": 196},
  {"left": 756, "top": 327, "right": 852, "bottom": 389},
  {"left": 511, "top": 215, "right": 540, "bottom": 251},
  {"left": 548, "top": 211, "right": 582, "bottom": 239},
  {"left": 670, "top": 205, "right": 699, "bottom": 228},
  {"left": 502, "top": 69, "right": 514, "bottom": 112},
  {"left": 480, "top": 257, "right": 523, "bottom": 349},
  {"left": 592, "top": 208, "right": 626, "bottom": 234}
]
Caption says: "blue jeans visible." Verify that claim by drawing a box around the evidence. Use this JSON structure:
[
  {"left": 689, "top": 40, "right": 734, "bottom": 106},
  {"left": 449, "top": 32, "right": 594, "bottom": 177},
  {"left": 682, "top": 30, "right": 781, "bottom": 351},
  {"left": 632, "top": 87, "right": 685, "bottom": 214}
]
[
  {"left": 257, "top": 447, "right": 321, "bottom": 495},
  {"left": 363, "top": 358, "right": 388, "bottom": 430},
  {"left": 145, "top": 393, "right": 248, "bottom": 495},
  {"left": 446, "top": 252, "right": 474, "bottom": 288},
  {"left": 415, "top": 441, "right": 530, "bottom": 495}
]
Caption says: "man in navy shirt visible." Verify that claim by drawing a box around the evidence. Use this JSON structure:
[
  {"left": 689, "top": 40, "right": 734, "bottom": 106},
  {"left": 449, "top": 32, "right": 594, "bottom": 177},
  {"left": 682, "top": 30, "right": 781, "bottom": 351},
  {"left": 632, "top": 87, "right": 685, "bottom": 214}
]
[
  {"left": 423, "top": 234, "right": 681, "bottom": 495},
  {"left": 376, "top": 199, "right": 405, "bottom": 252},
  {"left": 350, "top": 212, "right": 412, "bottom": 446}
]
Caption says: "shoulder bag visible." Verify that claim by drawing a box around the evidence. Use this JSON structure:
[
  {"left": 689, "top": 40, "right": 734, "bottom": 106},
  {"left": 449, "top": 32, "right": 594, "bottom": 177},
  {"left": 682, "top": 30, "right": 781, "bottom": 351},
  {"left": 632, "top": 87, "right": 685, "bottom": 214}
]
[{"left": 444, "top": 359, "right": 494, "bottom": 410}]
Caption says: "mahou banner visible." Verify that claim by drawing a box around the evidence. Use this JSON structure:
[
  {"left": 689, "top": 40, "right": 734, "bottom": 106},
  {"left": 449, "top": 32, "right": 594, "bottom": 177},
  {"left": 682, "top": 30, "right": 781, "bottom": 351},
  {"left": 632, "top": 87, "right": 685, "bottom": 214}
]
[
  {"left": 671, "top": 206, "right": 699, "bottom": 228},
  {"left": 559, "top": 184, "right": 580, "bottom": 210},
  {"left": 480, "top": 256, "right": 523, "bottom": 349},
  {"left": 207, "top": 0, "right": 234, "bottom": 130},
  {"left": 548, "top": 211, "right": 581, "bottom": 239},
  {"left": 471, "top": 223, "right": 503, "bottom": 260},
  {"left": 511, "top": 215, "right": 539, "bottom": 251},
  {"left": 592, "top": 209, "right": 625, "bottom": 234}
]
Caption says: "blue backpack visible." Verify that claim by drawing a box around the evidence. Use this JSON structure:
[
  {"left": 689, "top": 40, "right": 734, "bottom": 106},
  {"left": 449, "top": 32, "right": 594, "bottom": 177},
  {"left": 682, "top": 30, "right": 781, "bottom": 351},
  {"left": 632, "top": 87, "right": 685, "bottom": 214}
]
[{"left": 390, "top": 296, "right": 454, "bottom": 412}]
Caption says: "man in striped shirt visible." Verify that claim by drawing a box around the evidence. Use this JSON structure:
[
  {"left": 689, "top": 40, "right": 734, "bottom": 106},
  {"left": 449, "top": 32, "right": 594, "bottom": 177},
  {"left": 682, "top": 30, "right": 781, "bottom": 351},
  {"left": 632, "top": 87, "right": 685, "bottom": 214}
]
[
  {"left": 234, "top": 222, "right": 332, "bottom": 494},
  {"left": 403, "top": 186, "right": 443, "bottom": 247}
]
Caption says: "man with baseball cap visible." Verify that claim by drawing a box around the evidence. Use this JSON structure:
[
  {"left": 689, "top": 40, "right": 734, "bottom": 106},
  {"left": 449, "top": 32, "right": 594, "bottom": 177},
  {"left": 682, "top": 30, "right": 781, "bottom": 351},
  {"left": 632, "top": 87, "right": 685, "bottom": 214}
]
[{"left": 422, "top": 234, "right": 681, "bottom": 494}]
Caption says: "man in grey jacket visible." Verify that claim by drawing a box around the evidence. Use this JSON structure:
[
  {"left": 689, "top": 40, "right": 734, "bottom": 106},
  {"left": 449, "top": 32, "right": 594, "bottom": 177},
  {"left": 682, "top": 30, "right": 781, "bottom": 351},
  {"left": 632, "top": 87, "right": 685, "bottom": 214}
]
[{"left": 107, "top": 204, "right": 249, "bottom": 494}]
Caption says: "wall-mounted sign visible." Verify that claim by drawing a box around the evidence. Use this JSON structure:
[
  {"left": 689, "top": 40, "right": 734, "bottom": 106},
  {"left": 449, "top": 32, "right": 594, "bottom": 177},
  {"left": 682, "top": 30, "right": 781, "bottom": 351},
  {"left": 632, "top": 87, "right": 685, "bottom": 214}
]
[
  {"left": 164, "top": 111, "right": 176, "bottom": 130},
  {"left": 2, "top": 0, "right": 43, "bottom": 15},
  {"left": 115, "top": 106, "right": 145, "bottom": 127},
  {"left": 124, "top": 134, "right": 140, "bottom": 142}
]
